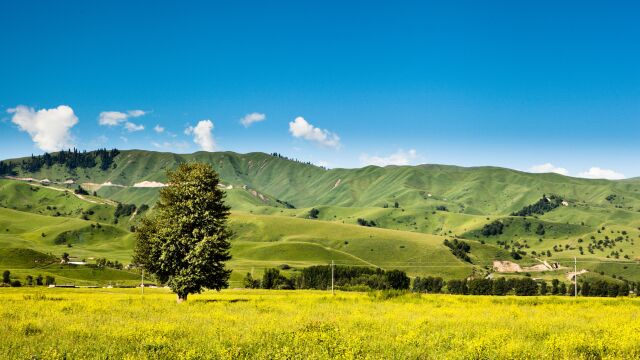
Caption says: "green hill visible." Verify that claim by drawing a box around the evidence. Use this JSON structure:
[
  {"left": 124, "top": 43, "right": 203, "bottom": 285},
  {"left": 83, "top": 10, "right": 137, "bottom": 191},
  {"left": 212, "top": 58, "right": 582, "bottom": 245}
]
[
  {"left": 6, "top": 150, "right": 640, "bottom": 213},
  {"left": 2, "top": 149, "right": 640, "bottom": 285}
]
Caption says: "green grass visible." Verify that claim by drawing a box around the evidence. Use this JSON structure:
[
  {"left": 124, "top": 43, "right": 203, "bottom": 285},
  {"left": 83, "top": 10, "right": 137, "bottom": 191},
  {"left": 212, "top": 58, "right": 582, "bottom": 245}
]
[
  {"left": 0, "top": 204, "right": 508, "bottom": 284},
  {"left": 4, "top": 149, "right": 640, "bottom": 284},
  {"left": 228, "top": 212, "right": 513, "bottom": 281},
  {"left": 0, "top": 248, "right": 56, "bottom": 268},
  {"left": 0, "top": 179, "right": 137, "bottom": 228},
  {"left": 7, "top": 150, "right": 640, "bottom": 213},
  {"left": 0, "top": 207, "right": 134, "bottom": 263}
]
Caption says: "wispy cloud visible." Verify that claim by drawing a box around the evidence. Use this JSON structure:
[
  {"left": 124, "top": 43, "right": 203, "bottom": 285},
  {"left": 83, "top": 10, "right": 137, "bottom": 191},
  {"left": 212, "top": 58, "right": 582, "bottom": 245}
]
[
  {"left": 99, "top": 110, "right": 146, "bottom": 126},
  {"left": 578, "top": 167, "right": 625, "bottom": 180},
  {"left": 152, "top": 141, "right": 190, "bottom": 150},
  {"left": 529, "top": 163, "right": 569, "bottom": 176},
  {"left": 528, "top": 163, "right": 625, "bottom": 180},
  {"left": 8, "top": 105, "right": 78, "bottom": 152},
  {"left": 360, "top": 149, "right": 420, "bottom": 166},
  {"left": 154, "top": 125, "right": 165, "bottom": 133},
  {"left": 124, "top": 122, "right": 144, "bottom": 132},
  {"left": 240, "top": 112, "right": 266, "bottom": 127},
  {"left": 99, "top": 110, "right": 146, "bottom": 132},
  {"left": 289, "top": 116, "right": 340, "bottom": 149}
]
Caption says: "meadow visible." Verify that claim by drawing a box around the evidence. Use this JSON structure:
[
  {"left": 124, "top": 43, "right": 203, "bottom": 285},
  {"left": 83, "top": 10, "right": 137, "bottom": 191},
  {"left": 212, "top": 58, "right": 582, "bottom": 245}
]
[{"left": 2, "top": 288, "right": 640, "bottom": 359}]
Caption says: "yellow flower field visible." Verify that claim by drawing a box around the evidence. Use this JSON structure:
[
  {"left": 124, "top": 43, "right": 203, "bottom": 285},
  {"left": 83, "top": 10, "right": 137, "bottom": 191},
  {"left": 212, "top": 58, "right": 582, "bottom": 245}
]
[{"left": 1, "top": 288, "right": 639, "bottom": 359}]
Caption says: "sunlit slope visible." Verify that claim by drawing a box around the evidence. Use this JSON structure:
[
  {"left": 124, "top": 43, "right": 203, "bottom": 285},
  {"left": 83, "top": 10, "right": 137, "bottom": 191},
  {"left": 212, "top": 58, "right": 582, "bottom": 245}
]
[
  {"left": 0, "top": 207, "right": 139, "bottom": 285},
  {"left": 228, "top": 212, "right": 511, "bottom": 279},
  {"left": 0, "top": 207, "right": 134, "bottom": 262},
  {"left": 4, "top": 149, "right": 640, "bottom": 283},
  {"left": 0, "top": 179, "right": 116, "bottom": 222},
  {"left": 0, "top": 205, "right": 511, "bottom": 282},
  {"left": 0, "top": 247, "right": 139, "bottom": 286},
  {"left": 6, "top": 150, "right": 640, "bottom": 215}
]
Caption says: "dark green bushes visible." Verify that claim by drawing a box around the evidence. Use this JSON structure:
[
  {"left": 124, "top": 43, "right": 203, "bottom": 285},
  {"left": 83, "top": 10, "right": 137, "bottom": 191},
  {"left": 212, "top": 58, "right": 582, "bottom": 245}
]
[
  {"left": 580, "top": 280, "right": 629, "bottom": 297},
  {"left": 443, "top": 239, "right": 472, "bottom": 263},
  {"left": 308, "top": 208, "right": 320, "bottom": 219},
  {"left": 356, "top": 218, "right": 377, "bottom": 227},
  {"left": 512, "top": 195, "right": 563, "bottom": 217},
  {"left": 251, "top": 265, "right": 410, "bottom": 291},
  {"left": 114, "top": 203, "right": 136, "bottom": 218},
  {"left": 481, "top": 220, "right": 504, "bottom": 236},
  {"left": 413, "top": 276, "right": 444, "bottom": 293}
]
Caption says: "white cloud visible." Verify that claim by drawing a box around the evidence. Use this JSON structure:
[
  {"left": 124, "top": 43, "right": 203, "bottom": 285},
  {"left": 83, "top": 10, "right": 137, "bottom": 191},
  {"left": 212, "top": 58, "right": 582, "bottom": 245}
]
[
  {"left": 315, "top": 160, "right": 330, "bottom": 168},
  {"left": 98, "top": 111, "right": 128, "bottom": 126},
  {"left": 578, "top": 167, "right": 625, "bottom": 180},
  {"left": 127, "top": 109, "right": 146, "bottom": 117},
  {"left": 288, "top": 116, "right": 341, "bottom": 148},
  {"left": 154, "top": 125, "right": 165, "bottom": 133},
  {"left": 240, "top": 112, "right": 266, "bottom": 127},
  {"left": 360, "top": 149, "right": 419, "bottom": 167},
  {"left": 8, "top": 105, "right": 78, "bottom": 152},
  {"left": 124, "top": 122, "right": 144, "bottom": 132},
  {"left": 152, "top": 141, "right": 189, "bottom": 150},
  {"left": 185, "top": 120, "right": 216, "bottom": 151},
  {"left": 529, "top": 163, "right": 569, "bottom": 176},
  {"left": 99, "top": 110, "right": 146, "bottom": 130},
  {"left": 94, "top": 135, "right": 108, "bottom": 145}
]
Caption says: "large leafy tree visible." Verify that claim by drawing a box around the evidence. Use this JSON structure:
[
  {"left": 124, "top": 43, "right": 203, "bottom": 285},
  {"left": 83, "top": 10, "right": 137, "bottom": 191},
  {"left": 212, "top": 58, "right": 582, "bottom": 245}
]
[{"left": 133, "top": 163, "right": 232, "bottom": 302}]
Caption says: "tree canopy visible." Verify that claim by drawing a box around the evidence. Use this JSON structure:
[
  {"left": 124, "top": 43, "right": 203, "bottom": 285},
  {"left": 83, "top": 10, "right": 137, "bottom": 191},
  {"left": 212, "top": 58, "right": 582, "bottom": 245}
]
[{"left": 133, "top": 163, "right": 232, "bottom": 302}]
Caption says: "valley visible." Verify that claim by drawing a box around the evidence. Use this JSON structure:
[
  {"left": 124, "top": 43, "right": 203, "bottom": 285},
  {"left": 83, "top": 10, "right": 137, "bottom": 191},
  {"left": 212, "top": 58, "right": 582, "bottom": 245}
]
[{"left": 1, "top": 149, "right": 640, "bottom": 286}]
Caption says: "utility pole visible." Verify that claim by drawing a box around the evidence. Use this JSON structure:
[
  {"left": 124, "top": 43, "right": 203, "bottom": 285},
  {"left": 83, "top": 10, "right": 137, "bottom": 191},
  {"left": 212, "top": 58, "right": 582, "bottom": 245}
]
[
  {"left": 141, "top": 269, "right": 144, "bottom": 295},
  {"left": 574, "top": 257, "right": 577, "bottom": 297},
  {"left": 331, "top": 260, "right": 334, "bottom": 295}
]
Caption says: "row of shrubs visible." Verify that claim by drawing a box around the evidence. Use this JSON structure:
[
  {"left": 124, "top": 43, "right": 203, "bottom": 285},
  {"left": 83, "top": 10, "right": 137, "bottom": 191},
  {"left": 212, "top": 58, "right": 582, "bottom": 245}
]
[
  {"left": 243, "top": 266, "right": 631, "bottom": 297},
  {"left": 244, "top": 265, "right": 411, "bottom": 291},
  {"left": 1, "top": 271, "right": 55, "bottom": 287},
  {"left": 415, "top": 276, "right": 632, "bottom": 297}
]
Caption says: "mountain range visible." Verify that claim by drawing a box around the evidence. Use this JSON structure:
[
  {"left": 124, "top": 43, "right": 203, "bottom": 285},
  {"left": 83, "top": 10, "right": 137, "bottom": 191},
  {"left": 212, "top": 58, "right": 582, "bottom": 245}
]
[{"left": 1, "top": 149, "right": 639, "bottom": 286}]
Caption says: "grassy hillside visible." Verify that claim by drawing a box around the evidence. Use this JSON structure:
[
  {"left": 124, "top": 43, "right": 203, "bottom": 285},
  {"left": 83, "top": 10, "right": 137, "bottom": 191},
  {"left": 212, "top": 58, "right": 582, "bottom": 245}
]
[
  {"left": 6, "top": 150, "right": 640, "bottom": 214},
  {"left": 3, "top": 149, "right": 640, "bottom": 284},
  {"left": 0, "top": 207, "right": 135, "bottom": 262},
  {"left": 0, "top": 202, "right": 510, "bottom": 284},
  {"left": 228, "top": 212, "right": 514, "bottom": 281}
]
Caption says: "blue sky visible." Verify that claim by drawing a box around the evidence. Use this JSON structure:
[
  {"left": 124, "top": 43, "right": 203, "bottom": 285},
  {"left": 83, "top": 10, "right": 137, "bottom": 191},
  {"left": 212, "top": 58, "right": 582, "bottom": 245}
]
[{"left": 1, "top": 1, "right": 638, "bottom": 178}]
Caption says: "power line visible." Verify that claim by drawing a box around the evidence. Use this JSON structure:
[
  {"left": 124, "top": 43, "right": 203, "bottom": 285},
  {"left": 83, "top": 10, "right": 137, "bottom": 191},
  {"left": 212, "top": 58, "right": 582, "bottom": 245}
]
[
  {"left": 574, "top": 257, "right": 578, "bottom": 298},
  {"left": 331, "top": 260, "right": 334, "bottom": 296}
]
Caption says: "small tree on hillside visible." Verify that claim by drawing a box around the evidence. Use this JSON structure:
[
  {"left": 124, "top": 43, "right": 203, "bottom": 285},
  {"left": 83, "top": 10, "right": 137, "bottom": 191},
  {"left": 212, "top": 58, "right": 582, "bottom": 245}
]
[
  {"left": 133, "top": 163, "right": 232, "bottom": 302},
  {"left": 308, "top": 208, "right": 320, "bottom": 219},
  {"left": 2, "top": 270, "right": 10, "bottom": 284}
]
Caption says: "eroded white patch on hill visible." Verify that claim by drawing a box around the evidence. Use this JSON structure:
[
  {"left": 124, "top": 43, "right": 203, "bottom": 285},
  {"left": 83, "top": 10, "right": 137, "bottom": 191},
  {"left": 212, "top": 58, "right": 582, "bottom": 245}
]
[
  {"left": 102, "top": 181, "right": 125, "bottom": 187},
  {"left": 133, "top": 181, "right": 166, "bottom": 188},
  {"left": 493, "top": 260, "right": 564, "bottom": 273}
]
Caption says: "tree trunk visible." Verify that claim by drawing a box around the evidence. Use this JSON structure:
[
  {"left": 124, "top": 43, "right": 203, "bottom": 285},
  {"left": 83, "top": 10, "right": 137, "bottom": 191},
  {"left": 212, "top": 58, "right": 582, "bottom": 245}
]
[{"left": 177, "top": 293, "right": 187, "bottom": 303}]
